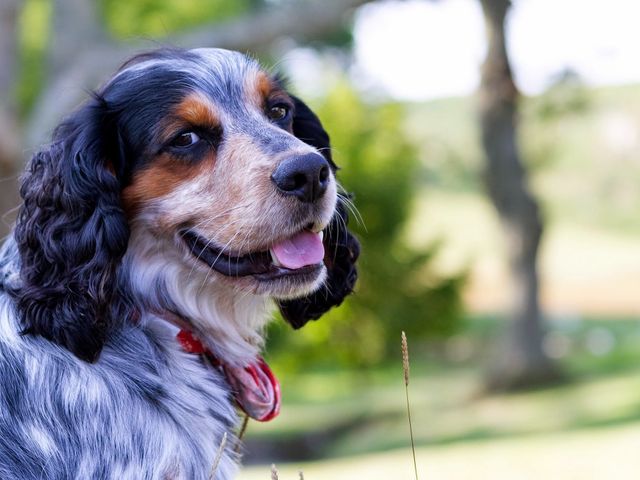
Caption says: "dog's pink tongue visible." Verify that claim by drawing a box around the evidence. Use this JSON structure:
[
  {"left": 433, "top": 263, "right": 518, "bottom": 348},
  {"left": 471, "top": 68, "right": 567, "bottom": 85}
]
[
  {"left": 224, "top": 358, "right": 281, "bottom": 422},
  {"left": 271, "top": 231, "right": 324, "bottom": 269}
]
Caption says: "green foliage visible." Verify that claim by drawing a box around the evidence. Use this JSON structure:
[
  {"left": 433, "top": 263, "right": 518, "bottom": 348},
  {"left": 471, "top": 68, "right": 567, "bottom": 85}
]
[
  {"left": 17, "top": 0, "right": 51, "bottom": 118},
  {"left": 520, "top": 74, "right": 591, "bottom": 173},
  {"left": 16, "top": 0, "right": 257, "bottom": 116},
  {"left": 268, "top": 83, "right": 464, "bottom": 372},
  {"left": 99, "top": 0, "right": 256, "bottom": 38},
  {"left": 530, "top": 71, "right": 590, "bottom": 121}
]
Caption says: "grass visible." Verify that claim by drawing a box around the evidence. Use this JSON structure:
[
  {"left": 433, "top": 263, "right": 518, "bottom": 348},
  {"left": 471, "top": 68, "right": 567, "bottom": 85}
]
[
  {"left": 241, "top": 423, "right": 640, "bottom": 479},
  {"left": 401, "top": 332, "right": 419, "bottom": 480},
  {"left": 404, "top": 189, "right": 640, "bottom": 314},
  {"left": 239, "top": 363, "right": 640, "bottom": 478},
  {"left": 244, "top": 364, "right": 640, "bottom": 457},
  {"left": 240, "top": 317, "right": 640, "bottom": 477}
]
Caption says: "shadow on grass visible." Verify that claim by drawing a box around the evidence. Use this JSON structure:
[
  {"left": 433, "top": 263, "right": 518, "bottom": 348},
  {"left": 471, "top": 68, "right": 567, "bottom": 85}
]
[
  {"left": 244, "top": 410, "right": 399, "bottom": 464},
  {"left": 244, "top": 394, "right": 640, "bottom": 464},
  {"left": 244, "top": 316, "right": 640, "bottom": 463}
]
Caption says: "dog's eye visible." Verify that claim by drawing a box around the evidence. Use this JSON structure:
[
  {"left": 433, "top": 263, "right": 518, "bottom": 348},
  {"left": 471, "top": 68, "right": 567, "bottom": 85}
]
[
  {"left": 268, "top": 105, "right": 289, "bottom": 122},
  {"left": 171, "top": 132, "right": 200, "bottom": 148}
]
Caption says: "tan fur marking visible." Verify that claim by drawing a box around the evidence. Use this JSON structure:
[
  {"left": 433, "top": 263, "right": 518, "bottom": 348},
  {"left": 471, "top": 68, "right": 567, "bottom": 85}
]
[
  {"left": 123, "top": 94, "right": 221, "bottom": 216},
  {"left": 248, "top": 71, "right": 273, "bottom": 109},
  {"left": 172, "top": 94, "right": 220, "bottom": 130},
  {"left": 246, "top": 71, "right": 292, "bottom": 110},
  {"left": 122, "top": 153, "right": 215, "bottom": 216}
]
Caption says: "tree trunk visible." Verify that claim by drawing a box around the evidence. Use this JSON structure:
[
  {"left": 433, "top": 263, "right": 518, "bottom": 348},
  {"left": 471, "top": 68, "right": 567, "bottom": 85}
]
[
  {"left": 478, "top": 0, "right": 562, "bottom": 391},
  {"left": 0, "top": 0, "right": 21, "bottom": 238}
]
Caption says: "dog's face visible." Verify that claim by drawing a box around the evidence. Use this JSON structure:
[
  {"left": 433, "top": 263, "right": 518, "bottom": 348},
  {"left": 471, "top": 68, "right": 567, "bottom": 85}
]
[
  {"left": 11, "top": 48, "right": 359, "bottom": 362},
  {"left": 116, "top": 49, "right": 336, "bottom": 298}
]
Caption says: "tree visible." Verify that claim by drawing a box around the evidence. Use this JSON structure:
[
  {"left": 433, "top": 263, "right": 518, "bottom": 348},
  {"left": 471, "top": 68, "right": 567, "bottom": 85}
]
[
  {"left": 0, "top": 0, "right": 21, "bottom": 234},
  {"left": 478, "top": 0, "right": 562, "bottom": 390}
]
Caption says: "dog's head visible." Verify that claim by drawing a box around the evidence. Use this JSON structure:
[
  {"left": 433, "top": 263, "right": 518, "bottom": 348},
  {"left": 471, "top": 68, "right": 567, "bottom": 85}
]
[{"left": 12, "top": 48, "right": 359, "bottom": 362}]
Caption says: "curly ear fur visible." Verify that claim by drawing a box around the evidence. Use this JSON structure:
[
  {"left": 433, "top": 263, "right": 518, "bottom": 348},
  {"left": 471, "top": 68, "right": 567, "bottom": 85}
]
[
  {"left": 290, "top": 95, "right": 338, "bottom": 171},
  {"left": 278, "top": 200, "right": 359, "bottom": 328},
  {"left": 277, "top": 97, "right": 360, "bottom": 328},
  {"left": 11, "top": 96, "right": 130, "bottom": 362}
]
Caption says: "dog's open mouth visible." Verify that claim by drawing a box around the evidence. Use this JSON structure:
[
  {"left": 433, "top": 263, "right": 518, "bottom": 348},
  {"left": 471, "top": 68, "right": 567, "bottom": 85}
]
[{"left": 182, "top": 228, "right": 325, "bottom": 279}]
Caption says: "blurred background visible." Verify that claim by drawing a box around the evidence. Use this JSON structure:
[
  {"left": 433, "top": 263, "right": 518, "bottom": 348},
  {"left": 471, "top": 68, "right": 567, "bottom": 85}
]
[{"left": 1, "top": 0, "right": 640, "bottom": 478}]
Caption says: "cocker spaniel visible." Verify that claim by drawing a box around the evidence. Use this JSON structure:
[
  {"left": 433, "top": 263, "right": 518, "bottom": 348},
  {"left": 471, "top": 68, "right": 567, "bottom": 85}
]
[{"left": 0, "top": 48, "right": 359, "bottom": 479}]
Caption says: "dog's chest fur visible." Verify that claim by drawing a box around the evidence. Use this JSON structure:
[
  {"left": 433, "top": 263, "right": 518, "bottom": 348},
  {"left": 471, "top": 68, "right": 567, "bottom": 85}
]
[{"left": 0, "top": 303, "right": 239, "bottom": 480}]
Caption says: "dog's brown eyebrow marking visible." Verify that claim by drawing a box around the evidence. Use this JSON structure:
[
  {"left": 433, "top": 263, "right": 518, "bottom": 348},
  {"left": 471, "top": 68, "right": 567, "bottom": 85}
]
[
  {"left": 123, "top": 94, "right": 222, "bottom": 218},
  {"left": 247, "top": 71, "right": 291, "bottom": 110},
  {"left": 255, "top": 71, "right": 275, "bottom": 106},
  {"left": 164, "top": 94, "right": 221, "bottom": 136}
]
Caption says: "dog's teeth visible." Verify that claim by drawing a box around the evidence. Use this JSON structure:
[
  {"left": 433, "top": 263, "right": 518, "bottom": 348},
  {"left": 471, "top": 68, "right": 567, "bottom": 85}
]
[
  {"left": 319, "top": 231, "right": 324, "bottom": 241},
  {"left": 270, "top": 250, "right": 282, "bottom": 267}
]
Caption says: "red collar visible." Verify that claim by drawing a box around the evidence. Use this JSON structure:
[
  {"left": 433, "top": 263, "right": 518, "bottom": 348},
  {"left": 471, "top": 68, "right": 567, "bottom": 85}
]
[
  {"left": 176, "top": 330, "right": 281, "bottom": 422},
  {"left": 176, "top": 330, "right": 211, "bottom": 356}
]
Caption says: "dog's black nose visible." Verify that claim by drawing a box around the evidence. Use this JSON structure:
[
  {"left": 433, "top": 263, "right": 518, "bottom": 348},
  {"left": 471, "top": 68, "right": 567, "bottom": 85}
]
[{"left": 271, "top": 153, "right": 330, "bottom": 203}]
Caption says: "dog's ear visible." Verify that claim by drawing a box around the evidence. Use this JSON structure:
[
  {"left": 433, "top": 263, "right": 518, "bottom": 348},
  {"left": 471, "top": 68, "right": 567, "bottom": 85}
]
[
  {"left": 289, "top": 95, "right": 338, "bottom": 171},
  {"left": 277, "top": 96, "right": 360, "bottom": 329},
  {"left": 12, "top": 95, "right": 129, "bottom": 362}
]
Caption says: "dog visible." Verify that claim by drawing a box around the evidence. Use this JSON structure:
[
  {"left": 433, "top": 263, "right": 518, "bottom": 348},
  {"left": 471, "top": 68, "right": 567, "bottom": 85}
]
[{"left": 0, "top": 47, "right": 359, "bottom": 479}]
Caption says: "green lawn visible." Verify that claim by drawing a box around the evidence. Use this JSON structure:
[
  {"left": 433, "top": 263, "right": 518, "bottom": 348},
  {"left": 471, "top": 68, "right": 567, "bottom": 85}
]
[
  {"left": 239, "top": 337, "right": 640, "bottom": 477},
  {"left": 244, "top": 367, "right": 640, "bottom": 448},
  {"left": 405, "top": 190, "right": 640, "bottom": 314},
  {"left": 239, "top": 364, "right": 640, "bottom": 479},
  {"left": 241, "top": 422, "right": 640, "bottom": 479}
]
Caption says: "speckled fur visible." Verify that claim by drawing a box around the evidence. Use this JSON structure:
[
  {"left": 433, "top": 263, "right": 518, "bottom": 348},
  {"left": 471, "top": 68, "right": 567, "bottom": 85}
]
[{"left": 0, "top": 48, "right": 359, "bottom": 479}]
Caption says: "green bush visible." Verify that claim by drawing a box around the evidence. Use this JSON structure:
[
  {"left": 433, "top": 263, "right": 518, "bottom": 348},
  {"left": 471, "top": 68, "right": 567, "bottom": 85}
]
[
  {"left": 100, "top": 0, "right": 252, "bottom": 39},
  {"left": 17, "top": 0, "right": 51, "bottom": 117},
  {"left": 267, "top": 82, "right": 464, "bottom": 371}
]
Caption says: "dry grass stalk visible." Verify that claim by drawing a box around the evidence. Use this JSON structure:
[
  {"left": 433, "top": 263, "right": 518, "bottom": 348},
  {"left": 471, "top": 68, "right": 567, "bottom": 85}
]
[
  {"left": 402, "top": 331, "right": 419, "bottom": 480},
  {"left": 235, "top": 414, "right": 250, "bottom": 454},
  {"left": 402, "top": 331, "right": 410, "bottom": 386},
  {"left": 208, "top": 432, "right": 227, "bottom": 480},
  {"left": 271, "top": 464, "right": 279, "bottom": 480}
]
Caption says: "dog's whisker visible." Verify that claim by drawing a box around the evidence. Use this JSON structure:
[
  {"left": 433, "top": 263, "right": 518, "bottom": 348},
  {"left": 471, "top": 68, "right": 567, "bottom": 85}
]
[
  {"left": 178, "top": 203, "right": 253, "bottom": 242},
  {"left": 187, "top": 219, "right": 245, "bottom": 284},
  {"left": 338, "top": 192, "right": 365, "bottom": 229},
  {"left": 184, "top": 218, "right": 242, "bottom": 278},
  {"left": 199, "top": 229, "right": 243, "bottom": 294}
]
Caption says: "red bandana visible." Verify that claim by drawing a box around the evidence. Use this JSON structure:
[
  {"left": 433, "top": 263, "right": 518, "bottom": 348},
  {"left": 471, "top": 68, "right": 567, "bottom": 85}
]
[{"left": 176, "top": 330, "right": 281, "bottom": 422}]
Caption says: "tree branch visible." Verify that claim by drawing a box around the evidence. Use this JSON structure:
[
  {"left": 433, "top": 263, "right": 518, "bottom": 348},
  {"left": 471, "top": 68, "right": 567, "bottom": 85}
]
[
  {"left": 26, "top": 0, "right": 372, "bottom": 148},
  {"left": 50, "top": 0, "right": 107, "bottom": 77},
  {"left": 0, "top": 0, "right": 21, "bottom": 236},
  {"left": 171, "top": 0, "right": 369, "bottom": 51},
  {"left": 0, "top": 0, "right": 21, "bottom": 167}
]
